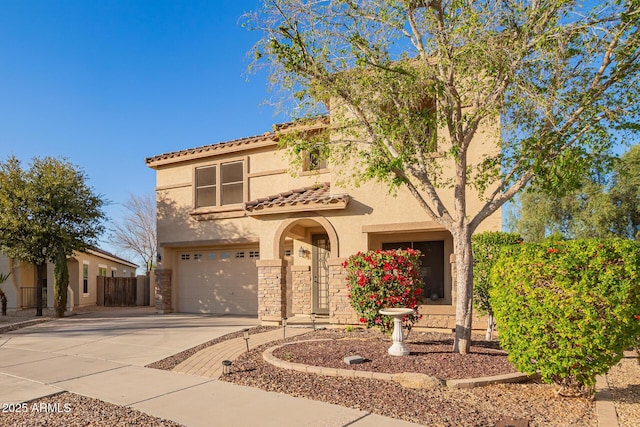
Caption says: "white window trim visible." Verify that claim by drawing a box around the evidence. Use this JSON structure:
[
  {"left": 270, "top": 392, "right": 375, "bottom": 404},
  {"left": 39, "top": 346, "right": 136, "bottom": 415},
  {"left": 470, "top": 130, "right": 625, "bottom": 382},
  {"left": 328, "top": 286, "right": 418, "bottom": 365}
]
[
  {"left": 98, "top": 264, "right": 108, "bottom": 277},
  {"left": 82, "top": 261, "right": 90, "bottom": 296}
]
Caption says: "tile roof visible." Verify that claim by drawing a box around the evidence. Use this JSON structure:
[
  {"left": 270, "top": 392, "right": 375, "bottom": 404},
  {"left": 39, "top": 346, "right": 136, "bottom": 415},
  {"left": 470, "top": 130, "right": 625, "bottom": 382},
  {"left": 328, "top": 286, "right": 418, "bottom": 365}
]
[
  {"left": 145, "top": 132, "right": 276, "bottom": 165},
  {"left": 145, "top": 117, "right": 329, "bottom": 165},
  {"left": 86, "top": 247, "right": 138, "bottom": 268},
  {"left": 244, "top": 182, "right": 349, "bottom": 214}
]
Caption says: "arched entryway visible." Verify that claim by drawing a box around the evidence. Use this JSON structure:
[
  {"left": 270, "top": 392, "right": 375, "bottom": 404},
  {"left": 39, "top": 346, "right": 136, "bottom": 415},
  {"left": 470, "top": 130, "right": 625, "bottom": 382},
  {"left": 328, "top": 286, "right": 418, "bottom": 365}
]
[{"left": 273, "top": 215, "right": 338, "bottom": 317}]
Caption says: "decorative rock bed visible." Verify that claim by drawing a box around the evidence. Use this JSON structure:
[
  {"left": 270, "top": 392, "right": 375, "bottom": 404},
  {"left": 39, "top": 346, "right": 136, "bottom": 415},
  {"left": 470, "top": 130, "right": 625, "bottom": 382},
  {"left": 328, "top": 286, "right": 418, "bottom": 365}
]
[{"left": 263, "top": 339, "right": 534, "bottom": 389}]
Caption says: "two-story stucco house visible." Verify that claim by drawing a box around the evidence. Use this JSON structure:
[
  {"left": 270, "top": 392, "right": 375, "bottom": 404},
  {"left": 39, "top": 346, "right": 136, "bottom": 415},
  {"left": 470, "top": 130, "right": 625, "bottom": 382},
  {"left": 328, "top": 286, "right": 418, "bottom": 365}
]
[{"left": 146, "top": 117, "right": 501, "bottom": 329}]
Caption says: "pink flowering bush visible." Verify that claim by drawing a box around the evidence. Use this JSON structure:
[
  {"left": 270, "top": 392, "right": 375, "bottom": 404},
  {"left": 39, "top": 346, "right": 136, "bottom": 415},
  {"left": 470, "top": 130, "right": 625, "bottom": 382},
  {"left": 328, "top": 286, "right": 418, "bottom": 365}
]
[{"left": 343, "top": 249, "right": 423, "bottom": 334}]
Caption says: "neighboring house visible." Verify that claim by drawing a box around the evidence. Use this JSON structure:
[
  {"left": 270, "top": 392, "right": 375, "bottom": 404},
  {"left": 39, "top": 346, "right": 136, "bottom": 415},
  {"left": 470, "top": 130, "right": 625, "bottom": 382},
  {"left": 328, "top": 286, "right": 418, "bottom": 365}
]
[
  {"left": 146, "top": 118, "right": 501, "bottom": 329},
  {"left": 0, "top": 248, "right": 138, "bottom": 312}
]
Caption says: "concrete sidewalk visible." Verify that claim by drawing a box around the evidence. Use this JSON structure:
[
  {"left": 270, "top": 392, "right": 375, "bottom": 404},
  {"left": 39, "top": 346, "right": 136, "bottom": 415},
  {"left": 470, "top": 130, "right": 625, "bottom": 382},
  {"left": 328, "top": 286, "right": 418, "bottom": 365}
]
[{"left": 0, "top": 308, "right": 421, "bottom": 427}]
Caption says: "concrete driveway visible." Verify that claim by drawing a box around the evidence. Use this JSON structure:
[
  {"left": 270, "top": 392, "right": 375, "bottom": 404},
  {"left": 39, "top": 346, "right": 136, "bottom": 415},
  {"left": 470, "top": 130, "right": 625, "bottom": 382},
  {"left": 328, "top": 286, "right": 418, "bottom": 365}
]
[{"left": 0, "top": 308, "right": 420, "bottom": 427}]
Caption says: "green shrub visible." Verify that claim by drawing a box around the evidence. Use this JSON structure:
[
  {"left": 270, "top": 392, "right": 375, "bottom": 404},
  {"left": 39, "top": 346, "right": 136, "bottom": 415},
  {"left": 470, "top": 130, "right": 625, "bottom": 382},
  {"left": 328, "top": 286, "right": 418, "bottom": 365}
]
[
  {"left": 489, "top": 239, "right": 640, "bottom": 396},
  {"left": 472, "top": 231, "right": 523, "bottom": 317},
  {"left": 344, "top": 249, "right": 423, "bottom": 334}
]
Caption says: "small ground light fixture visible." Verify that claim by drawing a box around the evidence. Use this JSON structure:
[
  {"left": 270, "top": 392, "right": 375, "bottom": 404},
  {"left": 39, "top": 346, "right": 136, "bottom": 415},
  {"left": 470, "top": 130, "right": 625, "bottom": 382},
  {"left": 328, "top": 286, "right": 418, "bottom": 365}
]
[
  {"left": 242, "top": 328, "right": 250, "bottom": 353},
  {"left": 310, "top": 313, "right": 316, "bottom": 331},
  {"left": 222, "top": 360, "right": 232, "bottom": 375},
  {"left": 282, "top": 317, "right": 287, "bottom": 339}
]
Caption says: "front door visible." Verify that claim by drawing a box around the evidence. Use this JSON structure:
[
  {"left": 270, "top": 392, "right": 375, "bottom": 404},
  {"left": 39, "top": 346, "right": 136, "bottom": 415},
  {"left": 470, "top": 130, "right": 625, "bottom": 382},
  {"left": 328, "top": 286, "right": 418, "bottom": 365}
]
[{"left": 312, "top": 234, "right": 330, "bottom": 314}]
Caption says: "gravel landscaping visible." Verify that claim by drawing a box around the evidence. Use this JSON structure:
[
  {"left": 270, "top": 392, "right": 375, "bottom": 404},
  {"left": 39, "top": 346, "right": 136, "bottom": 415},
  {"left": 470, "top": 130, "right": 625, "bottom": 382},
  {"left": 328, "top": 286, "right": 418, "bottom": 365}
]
[
  {"left": 1, "top": 392, "right": 185, "bottom": 427},
  {"left": 270, "top": 329, "right": 517, "bottom": 379},
  {"left": 2, "top": 310, "right": 638, "bottom": 426},
  {"left": 220, "top": 328, "right": 598, "bottom": 427},
  {"left": 606, "top": 351, "right": 640, "bottom": 427}
]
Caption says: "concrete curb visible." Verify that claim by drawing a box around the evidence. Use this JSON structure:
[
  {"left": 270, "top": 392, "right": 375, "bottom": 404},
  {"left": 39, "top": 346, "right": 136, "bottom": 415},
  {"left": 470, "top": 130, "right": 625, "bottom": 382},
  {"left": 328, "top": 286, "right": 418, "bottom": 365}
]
[
  {"left": 263, "top": 339, "right": 533, "bottom": 389},
  {"left": 595, "top": 375, "right": 620, "bottom": 427},
  {"left": 0, "top": 318, "right": 54, "bottom": 334}
]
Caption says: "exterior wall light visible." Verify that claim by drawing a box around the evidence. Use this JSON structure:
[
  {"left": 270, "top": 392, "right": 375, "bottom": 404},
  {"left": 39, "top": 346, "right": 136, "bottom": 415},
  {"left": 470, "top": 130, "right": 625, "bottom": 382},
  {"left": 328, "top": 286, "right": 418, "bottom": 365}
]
[{"left": 298, "top": 246, "right": 309, "bottom": 258}]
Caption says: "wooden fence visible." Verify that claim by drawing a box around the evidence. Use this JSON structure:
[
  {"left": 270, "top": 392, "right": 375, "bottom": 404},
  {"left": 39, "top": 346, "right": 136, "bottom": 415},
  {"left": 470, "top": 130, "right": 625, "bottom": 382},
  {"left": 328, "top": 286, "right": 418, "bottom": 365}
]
[
  {"left": 98, "top": 277, "right": 137, "bottom": 307},
  {"left": 21, "top": 287, "right": 36, "bottom": 308}
]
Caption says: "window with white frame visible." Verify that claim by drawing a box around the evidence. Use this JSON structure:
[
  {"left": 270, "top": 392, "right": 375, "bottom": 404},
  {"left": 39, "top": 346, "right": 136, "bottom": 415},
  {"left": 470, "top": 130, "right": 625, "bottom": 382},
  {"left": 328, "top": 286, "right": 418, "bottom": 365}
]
[
  {"left": 195, "top": 160, "right": 245, "bottom": 208},
  {"left": 82, "top": 263, "right": 89, "bottom": 294},
  {"left": 98, "top": 266, "right": 107, "bottom": 277}
]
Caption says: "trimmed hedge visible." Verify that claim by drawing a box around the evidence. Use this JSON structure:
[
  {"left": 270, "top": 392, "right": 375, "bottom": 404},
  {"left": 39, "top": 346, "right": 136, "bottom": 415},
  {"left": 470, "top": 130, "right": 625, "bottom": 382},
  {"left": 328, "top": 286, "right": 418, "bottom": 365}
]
[
  {"left": 489, "top": 239, "right": 640, "bottom": 395},
  {"left": 472, "top": 231, "right": 523, "bottom": 317}
]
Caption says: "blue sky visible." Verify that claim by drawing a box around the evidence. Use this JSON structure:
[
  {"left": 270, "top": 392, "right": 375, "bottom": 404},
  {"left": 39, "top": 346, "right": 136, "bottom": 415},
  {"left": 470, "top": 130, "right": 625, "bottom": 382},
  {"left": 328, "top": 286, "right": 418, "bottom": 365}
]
[{"left": 0, "top": 0, "right": 281, "bottom": 260}]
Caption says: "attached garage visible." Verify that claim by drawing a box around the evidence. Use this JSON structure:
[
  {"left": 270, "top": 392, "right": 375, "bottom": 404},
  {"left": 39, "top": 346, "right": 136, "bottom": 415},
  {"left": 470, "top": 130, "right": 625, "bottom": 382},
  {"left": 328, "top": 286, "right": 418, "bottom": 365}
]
[{"left": 176, "top": 246, "right": 259, "bottom": 314}]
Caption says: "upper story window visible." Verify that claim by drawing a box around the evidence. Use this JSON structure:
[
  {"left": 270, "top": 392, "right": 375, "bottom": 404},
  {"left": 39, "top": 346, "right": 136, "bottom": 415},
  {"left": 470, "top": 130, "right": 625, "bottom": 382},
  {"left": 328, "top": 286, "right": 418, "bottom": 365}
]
[
  {"left": 195, "top": 160, "right": 245, "bottom": 208},
  {"left": 82, "top": 263, "right": 89, "bottom": 294},
  {"left": 303, "top": 146, "right": 327, "bottom": 171}
]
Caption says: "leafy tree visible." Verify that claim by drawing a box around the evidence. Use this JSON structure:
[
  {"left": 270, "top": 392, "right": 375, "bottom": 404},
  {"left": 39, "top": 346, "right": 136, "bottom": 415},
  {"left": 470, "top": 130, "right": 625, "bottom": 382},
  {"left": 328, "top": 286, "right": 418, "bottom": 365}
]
[
  {"left": 247, "top": 1, "right": 640, "bottom": 353},
  {"left": 611, "top": 145, "right": 640, "bottom": 240},
  {"left": 508, "top": 178, "right": 616, "bottom": 241},
  {"left": 471, "top": 232, "right": 522, "bottom": 340},
  {"left": 0, "top": 156, "right": 105, "bottom": 316},
  {"left": 509, "top": 144, "right": 639, "bottom": 242},
  {"left": 110, "top": 193, "right": 157, "bottom": 275}
]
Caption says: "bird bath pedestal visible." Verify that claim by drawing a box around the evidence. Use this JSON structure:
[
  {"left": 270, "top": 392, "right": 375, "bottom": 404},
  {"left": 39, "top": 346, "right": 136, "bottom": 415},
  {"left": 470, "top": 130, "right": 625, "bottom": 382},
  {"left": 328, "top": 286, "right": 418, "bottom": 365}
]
[{"left": 379, "top": 308, "right": 415, "bottom": 356}]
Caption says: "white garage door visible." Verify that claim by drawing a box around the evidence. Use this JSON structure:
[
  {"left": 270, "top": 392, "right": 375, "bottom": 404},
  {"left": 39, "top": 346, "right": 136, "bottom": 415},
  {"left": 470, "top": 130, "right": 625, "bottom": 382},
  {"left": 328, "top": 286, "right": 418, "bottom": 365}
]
[{"left": 177, "top": 247, "right": 259, "bottom": 314}]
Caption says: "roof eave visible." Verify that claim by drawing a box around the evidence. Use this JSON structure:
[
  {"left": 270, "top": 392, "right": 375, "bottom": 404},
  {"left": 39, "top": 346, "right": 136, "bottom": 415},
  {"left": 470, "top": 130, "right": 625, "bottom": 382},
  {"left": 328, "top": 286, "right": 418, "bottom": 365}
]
[
  {"left": 145, "top": 137, "right": 279, "bottom": 169},
  {"left": 246, "top": 198, "right": 349, "bottom": 216}
]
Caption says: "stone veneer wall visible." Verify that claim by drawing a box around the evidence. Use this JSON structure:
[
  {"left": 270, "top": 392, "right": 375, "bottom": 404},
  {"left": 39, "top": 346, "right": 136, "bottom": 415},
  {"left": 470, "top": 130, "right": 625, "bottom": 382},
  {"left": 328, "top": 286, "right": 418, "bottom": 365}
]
[
  {"left": 257, "top": 259, "right": 287, "bottom": 323},
  {"left": 154, "top": 269, "right": 172, "bottom": 314},
  {"left": 328, "top": 258, "right": 359, "bottom": 324},
  {"left": 291, "top": 265, "right": 311, "bottom": 315}
]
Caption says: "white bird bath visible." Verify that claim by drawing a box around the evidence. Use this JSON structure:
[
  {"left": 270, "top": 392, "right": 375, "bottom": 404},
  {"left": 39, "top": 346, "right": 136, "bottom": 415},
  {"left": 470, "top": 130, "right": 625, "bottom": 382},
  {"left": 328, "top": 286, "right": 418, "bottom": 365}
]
[{"left": 379, "top": 307, "right": 415, "bottom": 356}]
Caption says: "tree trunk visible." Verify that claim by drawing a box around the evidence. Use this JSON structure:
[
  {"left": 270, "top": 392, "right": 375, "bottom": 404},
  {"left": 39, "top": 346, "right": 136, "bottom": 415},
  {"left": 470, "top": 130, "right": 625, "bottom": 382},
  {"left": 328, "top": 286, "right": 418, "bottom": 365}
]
[
  {"left": 35, "top": 261, "right": 45, "bottom": 316},
  {"left": 452, "top": 230, "right": 474, "bottom": 354},
  {"left": 485, "top": 314, "right": 495, "bottom": 341},
  {"left": 54, "top": 251, "right": 69, "bottom": 318}
]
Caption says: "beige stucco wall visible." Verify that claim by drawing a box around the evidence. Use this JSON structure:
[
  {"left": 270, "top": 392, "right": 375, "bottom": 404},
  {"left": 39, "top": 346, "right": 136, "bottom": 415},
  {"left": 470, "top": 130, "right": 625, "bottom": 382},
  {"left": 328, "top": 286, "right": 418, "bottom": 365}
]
[
  {"left": 0, "top": 257, "right": 46, "bottom": 311},
  {"left": 0, "top": 250, "right": 136, "bottom": 311},
  {"left": 71, "top": 251, "right": 137, "bottom": 308},
  {"left": 150, "top": 118, "right": 502, "bottom": 324}
]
